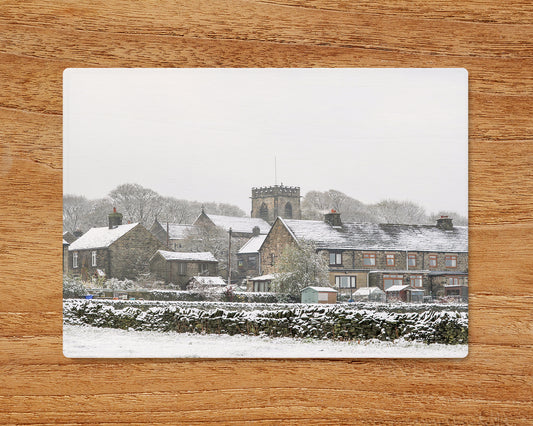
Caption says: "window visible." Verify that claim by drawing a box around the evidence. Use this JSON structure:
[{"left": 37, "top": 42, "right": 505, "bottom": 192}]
[
  {"left": 91, "top": 251, "right": 97, "bottom": 267},
  {"left": 284, "top": 202, "right": 293, "bottom": 219},
  {"left": 445, "top": 255, "right": 457, "bottom": 268},
  {"left": 238, "top": 259, "right": 244, "bottom": 268},
  {"left": 386, "top": 254, "right": 396, "bottom": 266},
  {"left": 200, "top": 263, "right": 209, "bottom": 274},
  {"left": 329, "top": 252, "right": 342, "bottom": 265},
  {"left": 411, "top": 275, "right": 423, "bottom": 287},
  {"left": 248, "top": 256, "right": 257, "bottom": 267},
  {"left": 178, "top": 263, "right": 187, "bottom": 275},
  {"left": 363, "top": 253, "right": 376, "bottom": 266},
  {"left": 383, "top": 274, "right": 403, "bottom": 290},
  {"left": 335, "top": 276, "right": 356, "bottom": 288},
  {"left": 408, "top": 254, "right": 417, "bottom": 268},
  {"left": 259, "top": 203, "right": 269, "bottom": 221},
  {"left": 72, "top": 252, "right": 78, "bottom": 268},
  {"left": 270, "top": 253, "right": 275, "bottom": 266},
  {"left": 429, "top": 255, "right": 438, "bottom": 268},
  {"left": 448, "top": 277, "right": 460, "bottom": 286}
]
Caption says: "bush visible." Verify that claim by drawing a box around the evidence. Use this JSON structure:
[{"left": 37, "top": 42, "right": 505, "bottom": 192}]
[{"left": 63, "top": 276, "right": 88, "bottom": 299}]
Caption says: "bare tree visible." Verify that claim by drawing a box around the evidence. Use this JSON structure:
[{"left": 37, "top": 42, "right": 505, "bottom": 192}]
[
  {"left": 109, "top": 183, "right": 162, "bottom": 226},
  {"left": 63, "top": 195, "right": 91, "bottom": 233},
  {"left": 371, "top": 199, "right": 427, "bottom": 224}
]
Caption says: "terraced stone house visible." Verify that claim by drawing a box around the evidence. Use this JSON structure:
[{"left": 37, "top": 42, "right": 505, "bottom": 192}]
[{"left": 259, "top": 212, "right": 468, "bottom": 300}]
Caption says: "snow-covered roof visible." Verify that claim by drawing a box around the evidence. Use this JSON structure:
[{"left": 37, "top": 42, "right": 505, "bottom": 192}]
[
  {"left": 385, "top": 285, "right": 410, "bottom": 292},
  {"left": 63, "top": 239, "right": 69, "bottom": 245},
  {"left": 155, "top": 250, "right": 217, "bottom": 262},
  {"left": 69, "top": 223, "right": 138, "bottom": 251},
  {"left": 354, "top": 287, "right": 384, "bottom": 296},
  {"left": 238, "top": 234, "right": 267, "bottom": 254},
  {"left": 205, "top": 214, "right": 271, "bottom": 234},
  {"left": 303, "top": 286, "right": 338, "bottom": 293},
  {"left": 191, "top": 276, "right": 226, "bottom": 286},
  {"left": 280, "top": 218, "right": 468, "bottom": 252},
  {"left": 166, "top": 224, "right": 195, "bottom": 240},
  {"left": 249, "top": 274, "right": 275, "bottom": 282}
]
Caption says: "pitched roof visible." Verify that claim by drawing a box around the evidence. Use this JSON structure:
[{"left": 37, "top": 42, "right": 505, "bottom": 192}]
[
  {"left": 238, "top": 234, "right": 267, "bottom": 254},
  {"left": 68, "top": 223, "right": 138, "bottom": 251},
  {"left": 354, "top": 287, "right": 385, "bottom": 296},
  {"left": 155, "top": 250, "right": 217, "bottom": 262},
  {"left": 205, "top": 214, "right": 271, "bottom": 234},
  {"left": 166, "top": 224, "right": 195, "bottom": 240},
  {"left": 279, "top": 218, "right": 468, "bottom": 252},
  {"left": 385, "top": 284, "right": 410, "bottom": 292},
  {"left": 249, "top": 274, "right": 275, "bottom": 281}
]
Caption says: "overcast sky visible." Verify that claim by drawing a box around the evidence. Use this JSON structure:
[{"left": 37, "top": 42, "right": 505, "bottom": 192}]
[{"left": 64, "top": 68, "right": 468, "bottom": 216}]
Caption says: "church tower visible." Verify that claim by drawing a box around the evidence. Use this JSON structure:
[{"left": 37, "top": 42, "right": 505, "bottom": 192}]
[{"left": 251, "top": 184, "right": 301, "bottom": 224}]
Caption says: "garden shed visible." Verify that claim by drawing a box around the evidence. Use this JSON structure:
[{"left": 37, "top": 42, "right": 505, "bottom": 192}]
[
  {"left": 301, "top": 286, "right": 338, "bottom": 304},
  {"left": 353, "top": 286, "right": 386, "bottom": 302}
]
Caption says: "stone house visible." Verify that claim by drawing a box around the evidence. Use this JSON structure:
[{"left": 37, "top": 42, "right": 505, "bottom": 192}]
[
  {"left": 259, "top": 212, "right": 468, "bottom": 299},
  {"left": 193, "top": 209, "right": 271, "bottom": 238},
  {"left": 149, "top": 219, "right": 196, "bottom": 251},
  {"left": 237, "top": 232, "right": 267, "bottom": 279},
  {"left": 149, "top": 250, "right": 218, "bottom": 288},
  {"left": 68, "top": 209, "right": 164, "bottom": 280}
]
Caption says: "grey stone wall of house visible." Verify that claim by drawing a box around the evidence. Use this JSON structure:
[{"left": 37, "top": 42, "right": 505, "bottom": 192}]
[
  {"left": 68, "top": 247, "right": 110, "bottom": 280},
  {"left": 259, "top": 219, "right": 298, "bottom": 275},
  {"left": 237, "top": 252, "right": 260, "bottom": 278},
  {"left": 108, "top": 225, "right": 165, "bottom": 280},
  {"left": 324, "top": 249, "right": 468, "bottom": 273},
  {"left": 251, "top": 185, "right": 301, "bottom": 224},
  {"left": 150, "top": 255, "right": 218, "bottom": 288}
]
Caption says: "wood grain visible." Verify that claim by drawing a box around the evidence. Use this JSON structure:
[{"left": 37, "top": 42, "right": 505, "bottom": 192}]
[{"left": 1, "top": 0, "right": 532, "bottom": 423}]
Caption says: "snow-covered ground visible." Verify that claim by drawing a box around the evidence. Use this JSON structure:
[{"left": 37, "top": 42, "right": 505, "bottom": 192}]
[{"left": 63, "top": 325, "right": 468, "bottom": 358}]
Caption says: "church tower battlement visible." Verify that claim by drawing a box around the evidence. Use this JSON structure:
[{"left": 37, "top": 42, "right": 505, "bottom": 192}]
[{"left": 251, "top": 184, "right": 301, "bottom": 224}]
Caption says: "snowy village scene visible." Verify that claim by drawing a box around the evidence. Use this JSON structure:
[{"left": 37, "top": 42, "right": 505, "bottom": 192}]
[{"left": 63, "top": 68, "right": 468, "bottom": 358}]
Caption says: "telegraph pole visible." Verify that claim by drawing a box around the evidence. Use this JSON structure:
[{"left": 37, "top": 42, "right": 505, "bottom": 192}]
[{"left": 227, "top": 227, "right": 232, "bottom": 285}]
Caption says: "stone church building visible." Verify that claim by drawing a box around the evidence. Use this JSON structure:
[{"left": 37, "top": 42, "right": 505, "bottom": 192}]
[{"left": 250, "top": 184, "right": 301, "bottom": 224}]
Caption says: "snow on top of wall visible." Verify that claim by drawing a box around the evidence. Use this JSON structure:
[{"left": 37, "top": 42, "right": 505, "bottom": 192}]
[
  {"left": 157, "top": 250, "right": 217, "bottom": 262},
  {"left": 238, "top": 234, "right": 267, "bottom": 254},
  {"left": 282, "top": 219, "right": 468, "bottom": 252},
  {"left": 206, "top": 214, "right": 271, "bottom": 234},
  {"left": 68, "top": 223, "right": 139, "bottom": 251}
]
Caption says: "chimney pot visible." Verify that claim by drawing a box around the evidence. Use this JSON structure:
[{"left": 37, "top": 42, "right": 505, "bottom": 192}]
[
  {"left": 324, "top": 210, "right": 342, "bottom": 227},
  {"left": 108, "top": 209, "right": 123, "bottom": 229},
  {"left": 436, "top": 216, "right": 453, "bottom": 230}
]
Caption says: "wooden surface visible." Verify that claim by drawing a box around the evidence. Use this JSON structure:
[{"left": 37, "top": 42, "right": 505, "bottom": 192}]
[{"left": 1, "top": 1, "right": 532, "bottom": 424}]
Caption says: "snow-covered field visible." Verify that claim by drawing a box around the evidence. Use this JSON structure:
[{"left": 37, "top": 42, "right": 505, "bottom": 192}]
[{"left": 63, "top": 325, "right": 468, "bottom": 358}]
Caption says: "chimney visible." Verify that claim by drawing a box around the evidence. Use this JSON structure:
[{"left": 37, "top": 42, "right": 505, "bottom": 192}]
[
  {"left": 252, "top": 226, "right": 261, "bottom": 236},
  {"left": 324, "top": 209, "right": 342, "bottom": 227},
  {"left": 108, "top": 207, "right": 123, "bottom": 229},
  {"left": 436, "top": 215, "right": 453, "bottom": 230}
]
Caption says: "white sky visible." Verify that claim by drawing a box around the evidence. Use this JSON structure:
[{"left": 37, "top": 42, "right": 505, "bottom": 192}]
[{"left": 63, "top": 68, "right": 468, "bottom": 216}]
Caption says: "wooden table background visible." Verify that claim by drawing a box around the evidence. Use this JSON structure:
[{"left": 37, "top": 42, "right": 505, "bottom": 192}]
[{"left": 1, "top": 1, "right": 532, "bottom": 424}]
